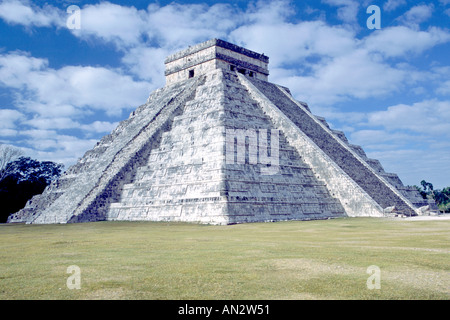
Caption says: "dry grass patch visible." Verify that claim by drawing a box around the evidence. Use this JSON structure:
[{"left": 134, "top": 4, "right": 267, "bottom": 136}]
[{"left": 0, "top": 217, "right": 449, "bottom": 299}]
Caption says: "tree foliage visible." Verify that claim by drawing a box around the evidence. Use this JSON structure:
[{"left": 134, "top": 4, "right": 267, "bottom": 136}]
[
  {"left": 0, "top": 157, "right": 63, "bottom": 223},
  {"left": 415, "top": 180, "right": 450, "bottom": 213},
  {"left": 0, "top": 143, "right": 23, "bottom": 182}
]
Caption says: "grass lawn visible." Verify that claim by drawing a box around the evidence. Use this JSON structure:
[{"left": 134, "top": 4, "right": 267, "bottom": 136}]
[{"left": 0, "top": 217, "right": 449, "bottom": 300}]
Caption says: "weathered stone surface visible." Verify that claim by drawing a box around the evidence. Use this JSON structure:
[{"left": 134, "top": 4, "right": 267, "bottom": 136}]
[{"left": 7, "top": 39, "right": 437, "bottom": 225}]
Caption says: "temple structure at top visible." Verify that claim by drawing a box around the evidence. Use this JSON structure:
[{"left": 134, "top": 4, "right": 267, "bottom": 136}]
[{"left": 164, "top": 39, "right": 269, "bottom": 85}]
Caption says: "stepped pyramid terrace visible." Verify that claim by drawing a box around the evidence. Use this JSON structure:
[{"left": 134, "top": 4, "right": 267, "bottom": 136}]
[{"left": 7, "top": 39, "right": 438, "bottom": 225}]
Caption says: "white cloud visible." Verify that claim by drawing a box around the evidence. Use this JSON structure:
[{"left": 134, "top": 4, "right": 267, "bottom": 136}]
[
  {"left": 367, "top": 148, "right": 450, "bottom": 188},
  {"left": 0, "top": 51, "right": 48, "bottom": 88},
  {"left": 350, "top": 129, "right": 408, "bottom": 146},
  {"left": 0, "top": 129, "right": 18, "bottom": 137},
  {"left": 0, "top": 0, "right": 63, "bottom": 27},
  {"left": 64, "top": 1, "right": 243, "bottom": 84},
  {"left": 363, "top": 26, "right": 450, "bottom": 58},
  {"left": 230, "top": 6, "right": 450, "bottom": 108},
  {"left": 144, "top": 2, "right": 240, "bottom": 49},
  {"left": 397, "top": 4, "right": 434, "bottom": 29},
  {"left": 0, "top": 52, "right": 151, "bottom": 116},
  {"left": 0, "top": 109, "right": 24, "bottom": 129},
  {"left": 244, "top": 0, "right": 294, "bottom": 24},
  {"left": 345, "top": 99, "right": 450, "bottom": 188},
  {"left": 227, "top": 6, "right": 449, "bottom": 107},
  {"left": 23, "top": 117, "right": 80, "bottom": 130},
  {"left": 322, "top": 0, "right": 360, "bottom": 24},
  {"left": 71, "top": 2, "right": 241, "bottom": 50},
  {"left": 80, "top": 121, "right": 119, "bottom": 133},
  {"left": 277, "top": 48, "right": 407, "bottom": 105},
  {"left": 75, "top": 2, "right": 147, "bottom": 48},
  {"left": 20, "top": 129, "right": 98, "bottom": 166},
  {"left": 0, "top": 51, "right": 150, "bottom": 167},
  {"left": 383, "top": 0, "right": 406, "bottom": 12},
  {"left": 121, "top": 46, "right": 169, "bottom": 84},
  {"left": 18, "top": 102, "right": 80, "bottom": 118},
  {"left": 367, "top": 99, "right": 450, "bottom": 135},
  {"left": 230, "top": 20, "right": 357, "bottom": 68},
  {"left": 437, "top": 80, "right": 450, "bottom": 95},
  {"left": 46, "top": 66, "right": 150, "bottom": 115}
]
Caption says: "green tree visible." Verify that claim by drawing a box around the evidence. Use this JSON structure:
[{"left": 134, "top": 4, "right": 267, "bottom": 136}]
[
  {"left": 0, "top": 144, "right": 23, "bottom": 182},
  {"left": 0, "top": 157, "right": 63, "bottom": 222},
  {"left": 417, "top": 180, "right": 450, "bottom": 213}
]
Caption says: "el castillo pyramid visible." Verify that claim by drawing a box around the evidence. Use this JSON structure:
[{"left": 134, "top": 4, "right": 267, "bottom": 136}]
[{"left": 8, "top": 39, "right": 437, "bottom": 225}]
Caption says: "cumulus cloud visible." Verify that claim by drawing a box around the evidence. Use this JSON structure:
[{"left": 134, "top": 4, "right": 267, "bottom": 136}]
[
  {"left": 0, "top": 51, "right": 150, "bottom": 166},
  {"left": 437, "top": 81, "right": 450, "bottom": 95},
  {"left": 363, "top": 26, "right": 450, "bottom": 58},
  {"left": 20, "top": 129, "right": 98, "bottom": 165},
  {"left": 230, "top": 20, "right": 357, "bottom": 69},
  {"left": 74, "top": 2, "right": 147, "bottom": 48},
  {"left": 244, "top": 0, "right": 294, "bottom": 24},
  {"left": 0, "top": 109, "right": 24, "bottom": 136},
  {"left": 22, "top": 117, "right": 80, "bottom": 130},
  {"left": 0, "top": 52, "right": 150, "bottom": 116},
  {"left": 0, "top": 51, "right": 48, "bottom": 87},
  {"left": 397, "top": 4, "right": 434, "bottom": 29},
  {"left": 344, "top": 99, "right": 450, "bottom": 188},
  {"left": 350, "top": 129, "right": 414, "bottom": 147},
  {"left": 383, "top": 0, "right": 407, "bottom": 12},
  {"left": 0, "top": 109, "right": 24, "bottom": 127},
  {"left": 145, "top": 2, "right": 239, "bottom": 47},
  {"left": 0, "top": 0, "right": 63, "bottom": 27},
  {"left": 321, "top": 0, "right": 360, "bottom": 24},
  {"left": 80, "top": 121, "right": 119, "bottom": 133},
  {"left": 122, "top": 46, "right": 170, "bottom": 84},
  {"left": 366, "top": 100, "right": 450, "bottom": 135},
  {"left": 367, "top": 148, "right": 450, "bottom": 188},
  {"left": 273, "top": 48, "right": 409, "bottom": 106},
  {"left": 68, "top": 1, "right": 241, "bottom": 50}
]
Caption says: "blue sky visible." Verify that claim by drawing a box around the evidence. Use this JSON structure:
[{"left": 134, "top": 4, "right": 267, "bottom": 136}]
[{"left": 0, "top": 0, "right": 449, "bottom": 188}]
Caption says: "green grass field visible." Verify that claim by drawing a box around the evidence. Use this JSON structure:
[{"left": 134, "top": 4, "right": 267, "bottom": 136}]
[{"left": 0, "top": 217, "right": 449, "bottom": 300}]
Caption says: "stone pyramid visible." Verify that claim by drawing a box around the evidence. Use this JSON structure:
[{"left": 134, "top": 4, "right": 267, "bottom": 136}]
[{"left": 8, "top": 39, "right": 436, "bottom": 225}]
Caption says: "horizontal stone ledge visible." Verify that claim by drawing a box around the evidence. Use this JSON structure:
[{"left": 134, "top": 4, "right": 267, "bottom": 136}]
[{"left": 164, "top": 39, "right": 269, "bottom": 64}]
